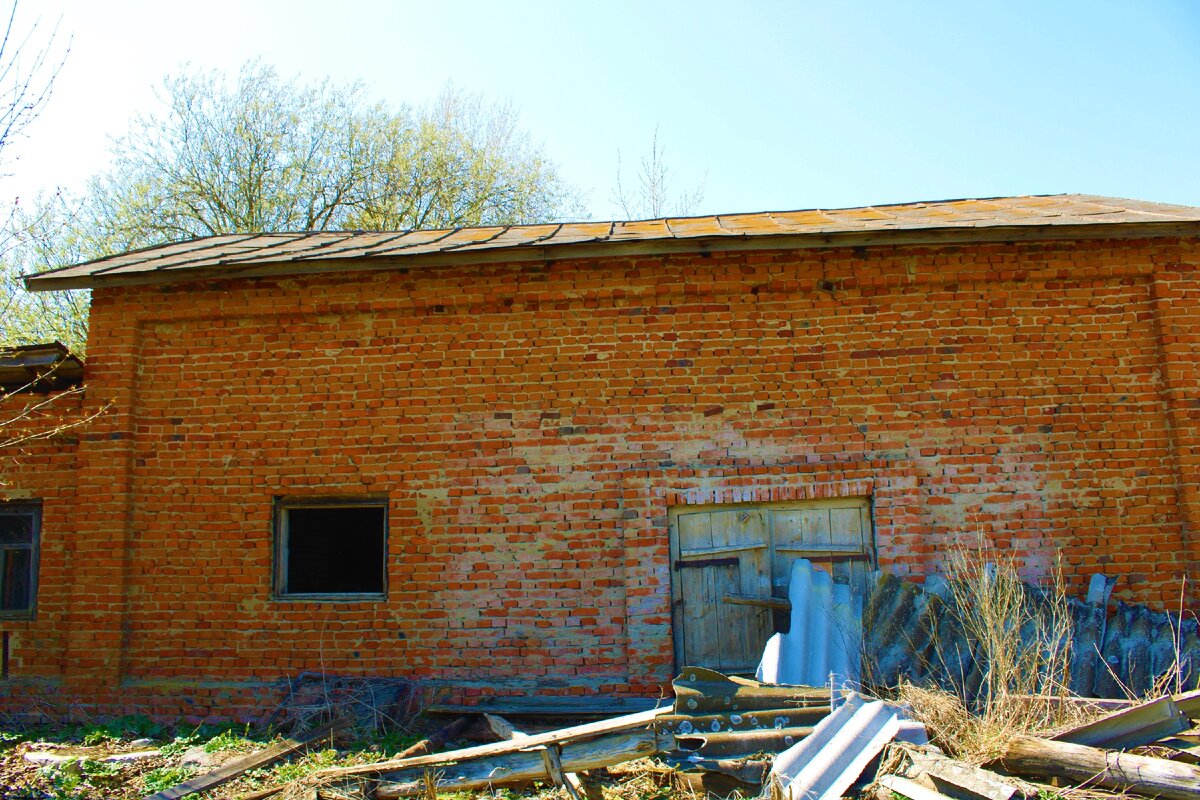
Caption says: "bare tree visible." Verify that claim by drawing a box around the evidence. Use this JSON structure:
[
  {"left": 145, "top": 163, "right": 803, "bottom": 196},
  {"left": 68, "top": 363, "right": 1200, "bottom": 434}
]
[{"left": 612, "top": 127, "right": 706, "bottom": 220}]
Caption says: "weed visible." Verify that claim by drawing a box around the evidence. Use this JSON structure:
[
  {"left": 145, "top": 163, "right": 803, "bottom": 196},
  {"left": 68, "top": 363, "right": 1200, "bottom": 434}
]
[
  {"left": 203, "top": 727, "right": 256, "bottom": 754},
  {"left": 898, "top": 543, "right": 1086, "bottom": 763},
  {"left": 159, "top": 733, "right": 200, "bottom": 757},
  {"left": 271, "top": 747, "right": 342, "bottom": 784},
  {"left": 141, "top": 765, "right": 197, "bottom": 794}
]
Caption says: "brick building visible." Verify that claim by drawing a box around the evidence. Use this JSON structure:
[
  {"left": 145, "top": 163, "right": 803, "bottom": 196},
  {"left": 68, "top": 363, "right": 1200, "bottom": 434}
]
[{"left": 1, "top": 194, "right": 1198, "bottom": 718}]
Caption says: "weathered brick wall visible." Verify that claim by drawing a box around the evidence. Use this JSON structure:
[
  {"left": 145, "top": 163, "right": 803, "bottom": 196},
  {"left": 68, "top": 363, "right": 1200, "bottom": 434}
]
[
  {"left": 0, "top": 388, "right": 81, "bottom": 709},
  {"left": 4, "top": 235, "right": 1199, "bottom": 718}
]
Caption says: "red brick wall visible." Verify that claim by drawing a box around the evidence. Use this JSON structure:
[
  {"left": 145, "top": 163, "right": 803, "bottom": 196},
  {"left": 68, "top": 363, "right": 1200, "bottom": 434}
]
[
  {"left": 3, "top": 235, "right": 1198, "bottom": 718},
  {"left": 0, "top": 388, "right": 81, "bottom": 711}
]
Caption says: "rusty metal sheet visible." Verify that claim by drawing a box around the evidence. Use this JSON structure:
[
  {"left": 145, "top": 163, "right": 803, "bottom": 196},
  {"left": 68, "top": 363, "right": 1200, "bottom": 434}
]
[{"left": 25, "top": 194, "right": 1200, "bottom": 290}]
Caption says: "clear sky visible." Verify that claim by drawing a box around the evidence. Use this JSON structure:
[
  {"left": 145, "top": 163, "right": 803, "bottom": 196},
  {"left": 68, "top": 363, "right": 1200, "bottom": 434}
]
[{"left": 4, "top": 0, "right": 1200, "bottom": 220}]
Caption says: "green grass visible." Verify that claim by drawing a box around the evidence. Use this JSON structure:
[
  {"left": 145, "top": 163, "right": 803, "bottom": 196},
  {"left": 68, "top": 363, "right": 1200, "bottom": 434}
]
[{"left": 141, "top": 765, "right": 197, "bottom": 794}]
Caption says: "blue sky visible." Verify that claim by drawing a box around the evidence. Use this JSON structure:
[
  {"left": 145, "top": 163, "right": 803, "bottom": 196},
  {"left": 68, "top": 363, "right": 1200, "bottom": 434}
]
[{"left": 6, "top": 0, "right": 1200, "bottom": 220}]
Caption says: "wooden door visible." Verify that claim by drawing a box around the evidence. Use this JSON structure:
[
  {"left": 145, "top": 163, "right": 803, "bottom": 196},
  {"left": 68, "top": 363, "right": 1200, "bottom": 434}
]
[
  {"left": 669, "top": 506, "right": 772, "bottom": 673},
  {"left": 669, "top": 498, "right": 873, "bottom": 673},
  {"left": 771, "top": 500, "right": 874, "bottom": 598}
]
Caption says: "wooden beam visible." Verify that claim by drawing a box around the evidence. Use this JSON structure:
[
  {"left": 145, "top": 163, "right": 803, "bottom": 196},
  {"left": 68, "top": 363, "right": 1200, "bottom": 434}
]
[
  {"left": 391, "top": 716, "right": 472, "bottom": 760},
  {"left": 373, "top": 727, "right": 667, "bottom": 798},
  {"left": 141, "top": 721, "right": 337, "bottom": 800},
  {"left": 724, "top": 594, "right": 792, "bottom": 610},
  {"left": 315, "top": 706, "right": 670, "bottom": 779}
]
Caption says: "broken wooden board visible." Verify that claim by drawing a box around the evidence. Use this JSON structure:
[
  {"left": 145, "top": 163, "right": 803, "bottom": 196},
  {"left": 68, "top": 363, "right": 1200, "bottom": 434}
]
[
  {"left": 905, "top": 746, "right": 1020, "bottom": 800},
  {"left": 880, "top": 774, "right": 957, "bottom": 800},
  {"left": 427, "top": 695, "right": 660, "bottom": 717},
  {"left": 316, "top": 706, "right": 670, "bottom": 779},
  {"left": 672, "top": 666, "right": 831, "bottom": 714},
  {"left": 142, "top": 721, "right": 337, "bottom": 800},
  {"left": 373, "top": 727, "right": 669, "bottom": 798},
  {"left": 1053, "top": 695, "right": 1189, "bottom": 750}
]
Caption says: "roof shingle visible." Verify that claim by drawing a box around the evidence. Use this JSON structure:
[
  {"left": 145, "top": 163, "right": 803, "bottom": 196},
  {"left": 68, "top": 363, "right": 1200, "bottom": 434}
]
[{"left": 25, "top": 194, "right": 1200, "bottom": 291}]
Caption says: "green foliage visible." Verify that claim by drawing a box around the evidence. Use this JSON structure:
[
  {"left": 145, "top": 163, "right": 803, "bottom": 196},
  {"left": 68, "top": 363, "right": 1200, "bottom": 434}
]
[
  {"left": 268, "top": 747, "right": 341, "bottom": 784},
  {"left": 1, "top": 61, "right": 582, "bottom": 352},
  {"left": 357, "top": 727, "right": 421, "bottom": 758},
  {"left": 140, "top": 765, "right": 197, "bottom": 794},
  {"left": 202, "top": 727, "right": 256, "bottom": 754},
  {"left": 158, "top": 732, "right": 199, "bottom": 757}
]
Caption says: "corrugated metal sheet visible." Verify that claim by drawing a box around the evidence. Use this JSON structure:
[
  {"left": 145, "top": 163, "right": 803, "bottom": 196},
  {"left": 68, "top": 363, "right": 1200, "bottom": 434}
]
[
  {"left": 768, "top": 693, "right": 927, "bottom": 800},
  {"left": 25, "top": 194, "right": 1200, "bottom": 290},
  {"left": 861, "top": 573, "right": 1200, "bottom": 700},
  {"left": 756, "top": 559, "right": 863, "bottom": 689}
]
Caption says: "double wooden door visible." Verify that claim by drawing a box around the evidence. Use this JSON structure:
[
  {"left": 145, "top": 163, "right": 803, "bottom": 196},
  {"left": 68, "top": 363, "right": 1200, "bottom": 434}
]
[{"left": 667, "top": 499, "right": 873, "bottom": 673}]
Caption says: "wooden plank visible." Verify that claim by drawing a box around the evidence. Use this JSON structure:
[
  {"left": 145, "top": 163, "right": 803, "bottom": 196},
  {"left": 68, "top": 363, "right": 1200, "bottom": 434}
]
[
  {"left": 316, "top": 706, "right": 670, "bottom": 779},
  {"left": 709, "top": 509, "right": 747, "bottom": 671},
  {"left": 724, "top": 593, "right": 792, "bottom": 610},
  {"left": 879, "top": 774, "right": 957, "bottom": 800},
  {"left": 678, "top": 511, "right": 721, "bottom": 668},
  {"left": 142, "top": 721, "right": 337, "bottom": 800},
  {"left": 907, "top": 747, "right": 1020, "bottom": 800},
  {"left": 679, "top": 542, "right": 768, "bottom": 557},
  {"left": 483, "top": 713, "right": 526, "bottom": 741},
  {"left": 373, "top": 727, "right": 666, "bottom": 798},
  {"left": 427, "top": 695, "right": 660, "bottom": 716}
]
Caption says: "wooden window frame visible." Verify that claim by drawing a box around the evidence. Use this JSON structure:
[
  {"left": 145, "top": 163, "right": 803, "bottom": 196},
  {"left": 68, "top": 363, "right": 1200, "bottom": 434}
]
[
  {"left": 0, "top": 501, "right": 40, "bottom": 620},
  {"left": 272, "top": 495, "right": 388, "bottom": 602}
]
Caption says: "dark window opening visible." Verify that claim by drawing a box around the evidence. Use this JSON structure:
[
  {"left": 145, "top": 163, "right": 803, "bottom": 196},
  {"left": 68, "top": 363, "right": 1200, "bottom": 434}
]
[
  {"left": 277, "top": 501, "right": 386, "bottom": 597},
  {"left": 0, "top": 503, "right": 38, "bottom": 616}
]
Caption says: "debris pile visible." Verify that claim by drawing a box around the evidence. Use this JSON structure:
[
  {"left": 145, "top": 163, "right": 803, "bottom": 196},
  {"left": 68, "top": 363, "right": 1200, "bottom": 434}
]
[{"left": 126, "top": 559, "right": 1200, "bottom": 799}]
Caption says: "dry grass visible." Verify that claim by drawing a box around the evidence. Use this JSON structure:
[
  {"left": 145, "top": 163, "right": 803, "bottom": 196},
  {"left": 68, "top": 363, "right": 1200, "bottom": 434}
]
[{"left": 897, "top": 544, "right": 1094, "bottom": 763}]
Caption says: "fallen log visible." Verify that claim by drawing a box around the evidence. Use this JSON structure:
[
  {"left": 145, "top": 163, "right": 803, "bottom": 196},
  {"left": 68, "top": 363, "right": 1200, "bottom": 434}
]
[
  {"left": 391, "top": 716, "right": 472, "bottom": 760},
  {"left": 483, "top": 713, "right": 599, "bottom": 800},
  {"left": 993, "top": 734, "right": 1200, "bottom": 800},
  {"left": 373, "top": 727, "right": 668, "bottom": 798},
  {"left": 315, "top": 706, "right": 670, "bottom": 779}
]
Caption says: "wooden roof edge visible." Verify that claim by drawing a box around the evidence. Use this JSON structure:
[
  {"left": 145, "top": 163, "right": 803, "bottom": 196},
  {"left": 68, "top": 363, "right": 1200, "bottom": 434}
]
[{"left": 24, "top": 219, "right": 1200, "bottom": 292}]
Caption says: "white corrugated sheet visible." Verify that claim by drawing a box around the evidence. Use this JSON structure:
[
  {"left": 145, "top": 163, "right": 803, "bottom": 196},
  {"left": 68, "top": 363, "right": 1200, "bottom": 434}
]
[
  {"left": 766, "top": 693, "right": 927, "bottom": 800},
  {"left": 756, "top": 558, "right": 864, "bottom": 689}
]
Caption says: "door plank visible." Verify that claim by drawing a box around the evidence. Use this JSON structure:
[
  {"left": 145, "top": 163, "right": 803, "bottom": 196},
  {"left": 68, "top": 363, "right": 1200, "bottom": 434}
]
[{"left": 677, "top": 512, "right": 721, "bottom": 667}]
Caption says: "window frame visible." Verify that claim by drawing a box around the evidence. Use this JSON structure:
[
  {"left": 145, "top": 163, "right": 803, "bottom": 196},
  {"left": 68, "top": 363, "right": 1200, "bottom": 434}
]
[
  {"left": 0, "top": 501, "right": 41, "bottom": 620},
  {"left": 272, "top": 495, "right": 388, "bottom": 602}
]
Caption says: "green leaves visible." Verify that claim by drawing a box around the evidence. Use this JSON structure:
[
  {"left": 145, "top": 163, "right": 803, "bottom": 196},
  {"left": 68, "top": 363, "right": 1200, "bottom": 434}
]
[{"left": 1, "top": 61, "right": 581, "bottom": 352}]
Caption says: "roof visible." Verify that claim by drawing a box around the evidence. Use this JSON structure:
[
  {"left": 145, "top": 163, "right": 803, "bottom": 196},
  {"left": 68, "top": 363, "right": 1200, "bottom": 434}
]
[
  {"left": 0, "top": 342, "right": 84, "bottom": 392},
  {"left": 25, "top": 194, "right": 1200, "bottom": 291}
]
